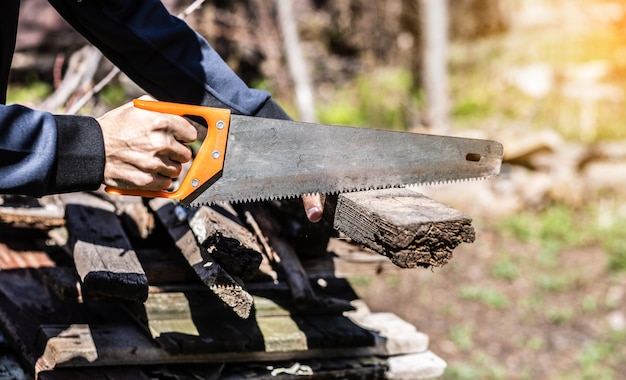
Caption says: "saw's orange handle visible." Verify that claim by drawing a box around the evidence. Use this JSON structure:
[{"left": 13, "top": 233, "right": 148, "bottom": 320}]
[{"left": 104, "top": 99, "right": 231, "bottom": 201}]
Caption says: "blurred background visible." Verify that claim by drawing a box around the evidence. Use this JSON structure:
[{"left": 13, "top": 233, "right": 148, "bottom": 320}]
[{"left": 8, "top": 0, "right": 626, "bottom": 378}]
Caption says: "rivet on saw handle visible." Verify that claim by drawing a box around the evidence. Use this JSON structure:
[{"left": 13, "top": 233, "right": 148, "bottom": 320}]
[{"left": 104, "top": 99, "right": 231, "bottom": 202}]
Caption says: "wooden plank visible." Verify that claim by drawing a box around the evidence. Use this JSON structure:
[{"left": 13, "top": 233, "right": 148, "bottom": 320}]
[
  {"left": 149, "top": 198, "right": 255, "bottom": 319},
  {"left": 0, "top": 195, "right": 65, "bottom": 229},
  {"left": 34, "top": 315, "right": 388, "bottom": 369},
  {"left": 0, "top": 247, "right": 437, "bottom": 375},
  {"left": 33, "top": 300, "right": 433, "bottom": 370},
  {"left": 39, "top": 357, "right": 387, "bottom": 379},
  {"left": 38, "top": 366, "right": 151, "bottom": 380},
  {"left": 61, "top": 192, "right": 148, "bottom": 302},
  {"left": 327, "top": 188, "right": 475, "bottom": 268}
]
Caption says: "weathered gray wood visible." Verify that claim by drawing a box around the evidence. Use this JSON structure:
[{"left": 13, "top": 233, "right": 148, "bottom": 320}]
[
  {"left": 329, "top": 189, "right": 474, "bottom": 268},
  {"left": 0, "top": 240, "right": 439, "bottom": 377},
  {"left": 34, "top": 301, "right": 432, "bottom": 370},
  {"left": 187, "top": 204, "right": 263, "bottom": 281},
  {"left": 0, "top": 195, "right": 64, "bottom": 229},
  {"left": 149, "top": 198, "right": 255, "bottom": 319},
  {"left": 60, "top": 192, "right": 148, "bottom": 301}
]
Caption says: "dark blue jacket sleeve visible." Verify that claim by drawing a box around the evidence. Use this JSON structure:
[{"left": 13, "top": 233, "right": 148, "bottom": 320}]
[
  {"left": 1, "top": 0, "right": 291, "bottom": 197},
  {"left": 0, "top": 105, "right": 104, "bottom": 197},
  {"left": 47, "top": 0, "right": 291, "bottom": 119}
]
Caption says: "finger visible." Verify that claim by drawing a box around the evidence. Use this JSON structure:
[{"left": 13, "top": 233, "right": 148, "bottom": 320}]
[
  {"left": 169, "top": 116, "right": 198, "bottom": 143},
  {"left": 302, "top": 194, "right": 323, "bottom": 223},
  {"left": 146, "top": 174, "right": 173, "bottom": 191},
  {"left": 133, "top": 171, "right": 173, "bottom": 191},
  {"left": 155, "top": 156, "right": 183, "bottom": 179},
  {"left": 104, "top": 166, "right": 172, "bottom": 191},
  {"left": 167, "top": 141, "right": 193, "bottom": 163}
]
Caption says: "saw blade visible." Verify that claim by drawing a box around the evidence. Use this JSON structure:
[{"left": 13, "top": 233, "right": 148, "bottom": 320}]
[{"left": 186, "top": 115, "right": 503, "bottom": 206}]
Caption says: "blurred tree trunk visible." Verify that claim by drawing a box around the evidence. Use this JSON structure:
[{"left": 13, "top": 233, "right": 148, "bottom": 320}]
[
  {"left": 401, "top": 0, "right": 504, "bottom": 131},
  {"left": 418, "top": 0, "right": 449, "bottom": 133},
  {"left": 276, "top": 0, "right": 316, "bottom": 122}
]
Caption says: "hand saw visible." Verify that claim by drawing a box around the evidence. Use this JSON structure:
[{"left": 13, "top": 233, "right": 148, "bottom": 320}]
[{"left": 105, "top": 99, "right": 503, "bottom": 206}]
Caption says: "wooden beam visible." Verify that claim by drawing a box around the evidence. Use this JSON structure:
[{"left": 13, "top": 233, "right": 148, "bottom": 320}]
[
  {"left": 148, "top": 198, "right": 255, "bottom": 319},
  {"left": 60, "top": 192, "right": 148, "bottom": 301},
  {"left": 326, "top": 188, "right": 474, "bottom": 268}
]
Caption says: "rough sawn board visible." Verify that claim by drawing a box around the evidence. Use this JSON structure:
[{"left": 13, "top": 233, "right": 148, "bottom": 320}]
[{"left": 331, "top": 188, "right": 475, "bottom": 268}]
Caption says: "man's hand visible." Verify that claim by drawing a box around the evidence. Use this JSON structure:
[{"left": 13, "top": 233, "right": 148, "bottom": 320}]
[
  {"left": 98, "top": 99, "right": 197, "bottom": 191},
  {"left": 98, "top": 98, "right": 323, "bottom": 222}
]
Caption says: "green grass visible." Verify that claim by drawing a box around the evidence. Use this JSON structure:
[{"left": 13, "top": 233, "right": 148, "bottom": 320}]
[
  {"left": 459, "top": 286, "right": 509, "bottom": 309},
  {"left": 445, "top": 353, "right": 508, "bottom": 380},
  {"left": 490, "top": 257, "right": 519, "bottom": 281},
  {"left": 495, "top": 202, "right": 626, "bottom": 274},
  {"left": 497, "top": 204, "right": 589, "bottom": 249}
]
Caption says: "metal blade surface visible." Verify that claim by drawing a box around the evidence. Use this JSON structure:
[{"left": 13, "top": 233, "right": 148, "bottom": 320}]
[{"left": 187, "top": 115, "right": 503, "bottom": 206}]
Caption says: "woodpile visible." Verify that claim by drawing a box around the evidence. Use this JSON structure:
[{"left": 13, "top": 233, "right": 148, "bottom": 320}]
[{"left": 0, "top": 188, "right": 473, "bottom": 379}]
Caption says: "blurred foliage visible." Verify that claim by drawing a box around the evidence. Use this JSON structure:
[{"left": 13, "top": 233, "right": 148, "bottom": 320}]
[
  {"left": 459, "top": 285, "right": 509, "bottom": 309},
  {"left": 500, "top": 201, "right": 626, "bottom": 271},
  {"left": 6, "top": 81, "right": 51, "bottom": 105},
  {"left": 316, "top": 67, "right": 416, "bottom": 130},
  {"left": 498, "top": 204, "right": 589, "bottom": 250},
  {"left": 99, "top": 83, "right": 128, "bottom": 109}
]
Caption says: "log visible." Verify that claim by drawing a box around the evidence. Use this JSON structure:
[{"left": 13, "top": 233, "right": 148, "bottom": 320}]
[
  {"left": 326, "top": 188, "right": 474, "bottom": 268},
  {"left": 60, "top": 192, "right": 148, "bottom": 301},
  {"left": 148, "top": 198, "right": 255, "bottom": 319}
]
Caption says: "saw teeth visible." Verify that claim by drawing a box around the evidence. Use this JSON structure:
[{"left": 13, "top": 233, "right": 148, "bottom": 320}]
[{"left": 187, "top": 175, "right": 496, "bottom": 207}]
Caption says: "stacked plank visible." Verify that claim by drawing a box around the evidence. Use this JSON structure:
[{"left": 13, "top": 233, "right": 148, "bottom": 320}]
[{"left": 0, "top": 188, "right": 474, "bottom": 379}]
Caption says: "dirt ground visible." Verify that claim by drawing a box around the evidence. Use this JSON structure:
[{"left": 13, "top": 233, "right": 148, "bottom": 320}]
[{"left": 354, "top": 213, "right": 626, "bottom": 380}]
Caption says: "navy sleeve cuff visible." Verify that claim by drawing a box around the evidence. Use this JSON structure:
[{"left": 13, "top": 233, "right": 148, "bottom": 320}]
[
  {"left": 49, "top": 114, "right": 105, "bottom": 194},
  {"left": 254, "top": 98, "right": 292, "bottom": 120}
]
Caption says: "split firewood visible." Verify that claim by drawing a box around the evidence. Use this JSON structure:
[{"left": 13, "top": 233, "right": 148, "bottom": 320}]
[
  {"left": 325, "top": 188, "right": 475, "bottom": 269},
  {"left": 149, "top": 198, "right": 256, "bottom": 319},
  {"left": 187, "top": 204, "right": 263, "bottom": 281},
  {"left": 60, "top": 192, "right": 148, "bottom": 301}
]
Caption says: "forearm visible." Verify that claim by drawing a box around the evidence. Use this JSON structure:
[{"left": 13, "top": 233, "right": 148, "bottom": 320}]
[
  {"left": 0, "top": 104, "right": 104, "bottom": 196},
  {"left": 48, "top": 0, "right": 289, "bottom": 119}
]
